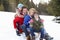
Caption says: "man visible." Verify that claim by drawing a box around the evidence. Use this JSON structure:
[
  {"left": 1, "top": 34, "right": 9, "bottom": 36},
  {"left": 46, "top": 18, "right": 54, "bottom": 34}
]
[{"left": 21, "top": 8, "right": 36, "bottom": 40}]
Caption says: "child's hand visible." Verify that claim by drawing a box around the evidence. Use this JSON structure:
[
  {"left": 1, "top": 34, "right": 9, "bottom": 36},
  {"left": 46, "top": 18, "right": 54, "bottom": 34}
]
[
  {"left": 29, "top": 19, "right": 34, "bottom": 23},
  {"left": 40, "top": 19, "right": 44, "bottom": 23}
]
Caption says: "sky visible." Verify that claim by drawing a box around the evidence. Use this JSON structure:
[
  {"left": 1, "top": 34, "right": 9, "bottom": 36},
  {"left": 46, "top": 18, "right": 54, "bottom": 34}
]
[{"left": 31, "top": 0, "right": 51, "bottom": 5}]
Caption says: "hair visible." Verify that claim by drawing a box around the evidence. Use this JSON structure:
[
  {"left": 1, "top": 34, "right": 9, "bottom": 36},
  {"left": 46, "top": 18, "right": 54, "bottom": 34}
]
[
  {"left": 21, "top": 6, "right": 28, "bottom": 14},
  {"left": 21, "top": 6, "right": 27, "bottom": 11},
  {"left": 29, "top": 8, "right": 38, "bottom": 14}
]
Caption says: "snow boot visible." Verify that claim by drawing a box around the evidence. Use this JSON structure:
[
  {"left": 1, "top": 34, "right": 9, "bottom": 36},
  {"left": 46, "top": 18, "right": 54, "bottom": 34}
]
[
  {"left": 16, "top": 30, "right": 21, "bottom": 36},
  {"left": 44, "top": 33, "right": 53, "bottom": 40}
]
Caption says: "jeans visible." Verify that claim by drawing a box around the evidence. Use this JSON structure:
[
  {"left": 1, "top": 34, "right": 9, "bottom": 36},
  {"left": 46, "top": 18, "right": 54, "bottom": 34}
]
[
  {"left": 29, "top": 27, "right": 45, "bottom": 38},
  {"left": 21, "top": 24, "right": 29, "bottom": 37}
]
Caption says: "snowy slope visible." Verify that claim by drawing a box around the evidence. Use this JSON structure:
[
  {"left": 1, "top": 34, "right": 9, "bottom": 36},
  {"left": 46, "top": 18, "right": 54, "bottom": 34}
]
[
  {"left": 0, "top": 11, "right": 60, "bottom": 40},
  {"left": 40, "top": 15, "right": 60, "bottom": 40}
]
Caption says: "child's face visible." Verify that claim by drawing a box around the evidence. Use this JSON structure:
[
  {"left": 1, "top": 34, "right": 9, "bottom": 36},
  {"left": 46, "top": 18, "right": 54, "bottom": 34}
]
[
  {"left": 30, "top": 11, "right": 34, "bottom": 16},
  {"left": 34, "top": 14, "right": 39, "bottom": 19}
]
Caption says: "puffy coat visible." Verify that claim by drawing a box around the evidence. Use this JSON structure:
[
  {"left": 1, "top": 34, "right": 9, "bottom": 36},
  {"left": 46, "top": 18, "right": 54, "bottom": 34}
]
[{"left": 13, "top": 16, "right": 24, "bottom": 33}]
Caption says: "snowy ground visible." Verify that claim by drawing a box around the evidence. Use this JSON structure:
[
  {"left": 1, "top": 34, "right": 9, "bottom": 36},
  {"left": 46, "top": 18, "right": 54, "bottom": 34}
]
[{"left": 0, "top": 11, "right": 60, "bottom": 40}]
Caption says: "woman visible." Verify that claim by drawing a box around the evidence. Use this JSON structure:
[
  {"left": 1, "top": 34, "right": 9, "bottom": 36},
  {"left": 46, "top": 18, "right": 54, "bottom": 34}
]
[{"left": 13, "top": 4, "right": 28, "bottom": 36}]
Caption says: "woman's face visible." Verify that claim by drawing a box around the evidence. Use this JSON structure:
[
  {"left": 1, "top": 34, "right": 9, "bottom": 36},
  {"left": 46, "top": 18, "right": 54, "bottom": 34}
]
[{"left": 18, "top": 8, "right": 22, "bottom": 12}]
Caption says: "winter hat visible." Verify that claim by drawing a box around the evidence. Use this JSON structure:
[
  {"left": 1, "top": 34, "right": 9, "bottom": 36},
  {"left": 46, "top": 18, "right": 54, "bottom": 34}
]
[{"left": 17, "top": 3, "right": 24, "bottom": 8}]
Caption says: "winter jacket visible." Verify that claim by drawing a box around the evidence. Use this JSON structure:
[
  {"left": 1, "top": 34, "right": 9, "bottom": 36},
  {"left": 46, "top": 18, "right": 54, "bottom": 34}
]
[
  {"left": 23, "top": 15, "right": 32, "bottom": 28},
  {"left": 13, "top": 16, "right": 24, "bottom": 33},
  {"left": 30, "top": 18, "right": 44, "bottom": 31}
]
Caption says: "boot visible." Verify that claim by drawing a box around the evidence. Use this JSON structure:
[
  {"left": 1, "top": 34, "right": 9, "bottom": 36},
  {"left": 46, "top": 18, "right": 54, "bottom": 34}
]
[
  {"left": 31, "top": 36, "right": 35, "bottom": 40},
  {"left": 45, "top": 37, "right": 53, "bottom": 40},
  {"left": 40, "top": 38, "right": 43, "bottom": 40},
  {"left": 16, "top": 30, "right": 21, "bottom": 36},
  {"left": 26, "top": 35, "right": 31, "bottom": 40},
  {"left": 45, "top": 36, "right": 53, "bottom": 40},
  {"left": 44, "top": 33, "right": 53, "bottom": 40}
]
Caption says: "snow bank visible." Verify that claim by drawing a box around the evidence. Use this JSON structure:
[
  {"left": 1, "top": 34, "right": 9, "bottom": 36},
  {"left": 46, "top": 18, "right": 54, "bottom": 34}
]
[{"left": 0, "top": 11, "right": 60, "bottom": 40}]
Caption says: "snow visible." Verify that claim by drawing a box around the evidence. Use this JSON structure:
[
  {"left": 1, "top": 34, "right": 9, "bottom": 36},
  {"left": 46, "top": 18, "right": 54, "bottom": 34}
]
[{"left": 0, "top": 11, "right": 60, "bottom": 40}]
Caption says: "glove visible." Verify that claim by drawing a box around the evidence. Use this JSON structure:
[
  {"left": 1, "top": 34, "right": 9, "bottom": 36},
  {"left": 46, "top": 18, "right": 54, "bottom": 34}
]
[
  {"left": 29, "top": 19, "right": 34, "bottom": 23},
  {"left": 15, "top": 28, "right": 18, "bottom": 31}
]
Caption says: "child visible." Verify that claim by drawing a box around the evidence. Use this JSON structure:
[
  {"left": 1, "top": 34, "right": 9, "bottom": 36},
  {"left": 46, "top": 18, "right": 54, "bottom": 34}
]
[
  {"left": 29, "top": 13, "right": 44, "bottom": 40},
  {"left": 29, "top": 13, "right": 44, "bottom": 32},
  {"left": 29, "top": 13, "right": 53, "bottom": 40}
]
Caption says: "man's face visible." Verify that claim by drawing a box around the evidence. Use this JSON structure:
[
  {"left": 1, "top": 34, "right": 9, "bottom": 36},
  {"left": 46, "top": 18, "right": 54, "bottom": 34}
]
[{"left": 22, "top": 8, "right": 28, "bottom": 15}]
